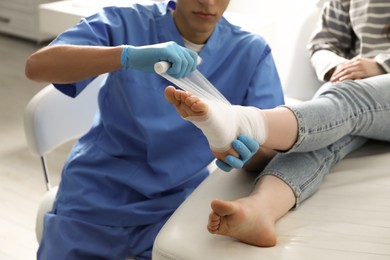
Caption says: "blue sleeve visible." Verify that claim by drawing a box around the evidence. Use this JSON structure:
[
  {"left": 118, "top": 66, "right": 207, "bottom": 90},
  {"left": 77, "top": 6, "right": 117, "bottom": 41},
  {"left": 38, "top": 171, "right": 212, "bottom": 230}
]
[
  {"left": 246, "top": 44, "right": 284, "bottom": 109},
  {"left": 52, "top": 79, "right": 94, "bottom": 98}
]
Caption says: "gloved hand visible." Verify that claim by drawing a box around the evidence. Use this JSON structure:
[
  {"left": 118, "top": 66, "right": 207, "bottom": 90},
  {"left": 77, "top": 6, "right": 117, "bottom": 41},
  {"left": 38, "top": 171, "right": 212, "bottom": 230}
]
[
  {"left": 121, "top": 41, "right": 199, "bottom": 78},
  {"left": 216, "top": 134, "right": 259, "bottom": 172}
]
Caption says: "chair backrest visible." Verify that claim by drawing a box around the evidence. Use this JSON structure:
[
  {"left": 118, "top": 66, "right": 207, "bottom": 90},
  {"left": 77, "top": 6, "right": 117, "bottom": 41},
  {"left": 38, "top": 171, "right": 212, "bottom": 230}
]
[
  {"left": 26, "top": 74, "right": 106, "bottom": 243},
  {"left": 24, "top": 74, "right": 107, "bottom": 157}
]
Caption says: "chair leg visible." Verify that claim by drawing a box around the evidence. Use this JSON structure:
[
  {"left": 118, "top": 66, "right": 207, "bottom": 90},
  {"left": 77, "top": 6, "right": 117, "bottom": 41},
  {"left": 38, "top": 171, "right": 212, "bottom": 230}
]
[{"left": 40, "top": 156, "right": 52, "bottom": 191}]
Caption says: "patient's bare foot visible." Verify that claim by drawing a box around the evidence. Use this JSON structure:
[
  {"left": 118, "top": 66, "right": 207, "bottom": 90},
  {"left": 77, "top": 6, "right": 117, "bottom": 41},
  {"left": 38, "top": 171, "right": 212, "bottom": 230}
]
[
  {"left": 207, "top": 197, "right": 277, "bottom": 247},
  {"left": 207, "top": 175, "right": 296, "bottom": 247},
  {"left": 164, "top": 86, "right": 239, "bottom": 160}
]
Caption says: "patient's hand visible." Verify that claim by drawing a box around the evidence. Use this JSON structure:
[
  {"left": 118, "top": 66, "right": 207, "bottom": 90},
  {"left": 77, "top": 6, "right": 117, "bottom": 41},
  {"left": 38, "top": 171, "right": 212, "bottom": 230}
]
[{"left": 330, "top": 57, "right": 385, "bottom": 82}]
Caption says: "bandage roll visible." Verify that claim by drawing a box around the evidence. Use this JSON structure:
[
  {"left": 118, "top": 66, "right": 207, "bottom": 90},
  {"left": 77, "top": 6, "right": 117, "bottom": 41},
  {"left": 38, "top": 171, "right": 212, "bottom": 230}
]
[
  {"left": 154, "top": 57, "right": 230, "bottom": 104},
  {"left": 154, "top": 61, "right": 171, "bottom": 74},
  {"left": 154, "top": 57, "right": 203, "bottom": 75}
]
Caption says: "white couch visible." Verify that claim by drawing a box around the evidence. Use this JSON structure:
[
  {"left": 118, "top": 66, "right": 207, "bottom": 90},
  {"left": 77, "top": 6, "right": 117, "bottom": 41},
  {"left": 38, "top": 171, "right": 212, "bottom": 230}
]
[{"left": 152, "top": 3, "right": 390, "bottom": 260}]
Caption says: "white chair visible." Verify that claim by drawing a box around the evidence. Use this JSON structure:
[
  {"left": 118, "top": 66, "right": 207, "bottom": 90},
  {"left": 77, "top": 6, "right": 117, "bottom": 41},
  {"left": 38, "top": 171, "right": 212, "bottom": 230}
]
[
  {"left": 25, "top": 74, "right": 137, "bottom": 260},
  {"left": 24, "top": 74, "right": 106, "bottom": 243}
]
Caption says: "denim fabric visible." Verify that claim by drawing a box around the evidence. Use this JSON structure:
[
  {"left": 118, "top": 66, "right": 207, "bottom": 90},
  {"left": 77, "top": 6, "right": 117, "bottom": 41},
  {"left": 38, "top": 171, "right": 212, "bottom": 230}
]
[{"left": 258, "top": 74, "right": 390, "bottom": 207}]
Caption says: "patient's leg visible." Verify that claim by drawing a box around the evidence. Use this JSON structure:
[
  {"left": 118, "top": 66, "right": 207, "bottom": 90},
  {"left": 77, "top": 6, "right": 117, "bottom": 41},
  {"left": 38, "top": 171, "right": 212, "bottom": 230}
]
[{"left": 164, "top": 87, "right": 297, "bottom": 246}]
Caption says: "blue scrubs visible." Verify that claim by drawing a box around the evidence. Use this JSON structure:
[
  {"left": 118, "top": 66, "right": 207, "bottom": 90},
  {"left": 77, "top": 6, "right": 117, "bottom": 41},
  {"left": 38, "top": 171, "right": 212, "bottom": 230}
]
[{"left": 38, "top": 1, "right": 284, "bottom": 259}]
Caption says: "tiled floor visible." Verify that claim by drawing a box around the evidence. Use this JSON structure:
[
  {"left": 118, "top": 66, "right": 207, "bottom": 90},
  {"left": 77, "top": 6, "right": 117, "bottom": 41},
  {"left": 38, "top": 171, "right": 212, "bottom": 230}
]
[{"left": 0, "top": 34, "right": 69, "bottom": 259}]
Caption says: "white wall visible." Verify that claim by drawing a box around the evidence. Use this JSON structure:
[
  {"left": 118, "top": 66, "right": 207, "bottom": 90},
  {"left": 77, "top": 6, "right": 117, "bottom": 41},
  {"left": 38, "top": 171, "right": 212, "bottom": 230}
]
[
  {"left": 225, "top": 0, "right": 322, "bottom": 94},
  {"left": 226, "top": 0, "right": 319, "bottom": 42}
]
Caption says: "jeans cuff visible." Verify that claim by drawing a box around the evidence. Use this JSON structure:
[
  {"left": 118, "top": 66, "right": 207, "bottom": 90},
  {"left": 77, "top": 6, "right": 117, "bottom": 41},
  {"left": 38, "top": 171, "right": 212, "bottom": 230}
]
[{"left": 280, "top": 105, "right": 307, "bottom": 153}]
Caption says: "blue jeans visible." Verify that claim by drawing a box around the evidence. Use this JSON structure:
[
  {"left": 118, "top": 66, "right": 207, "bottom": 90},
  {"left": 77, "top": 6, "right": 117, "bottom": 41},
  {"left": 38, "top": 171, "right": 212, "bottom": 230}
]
[{"left": 259, "top": 74, "right": 390, "bottom": 207}]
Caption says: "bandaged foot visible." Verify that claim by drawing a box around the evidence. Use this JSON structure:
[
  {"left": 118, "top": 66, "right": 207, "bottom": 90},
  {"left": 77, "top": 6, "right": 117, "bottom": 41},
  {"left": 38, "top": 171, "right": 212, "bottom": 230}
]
[{"left": 164, "top": 86, "right": 268, "bottom": 152}]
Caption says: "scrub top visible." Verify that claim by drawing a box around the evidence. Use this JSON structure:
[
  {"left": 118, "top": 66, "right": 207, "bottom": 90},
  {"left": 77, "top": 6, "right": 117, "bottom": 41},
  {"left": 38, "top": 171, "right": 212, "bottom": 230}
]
[{"left": 50, "top": 1, "right": 284, "bottom": 228}]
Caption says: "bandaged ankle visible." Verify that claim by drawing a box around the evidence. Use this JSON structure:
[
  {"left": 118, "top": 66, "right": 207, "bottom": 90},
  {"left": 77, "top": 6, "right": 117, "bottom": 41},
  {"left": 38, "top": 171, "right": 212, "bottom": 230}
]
[{"left": 186, "top": 99, "right": 267, "bottom": 152}]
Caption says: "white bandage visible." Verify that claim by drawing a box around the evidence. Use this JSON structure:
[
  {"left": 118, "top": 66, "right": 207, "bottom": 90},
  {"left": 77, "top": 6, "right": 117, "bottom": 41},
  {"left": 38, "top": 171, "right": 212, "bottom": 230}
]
[
  {"left": 186, "top": 99, "right": 267, "bottom": 152},
  {"left": 155, "top": 61, "right": 230, "bottom": 104}
]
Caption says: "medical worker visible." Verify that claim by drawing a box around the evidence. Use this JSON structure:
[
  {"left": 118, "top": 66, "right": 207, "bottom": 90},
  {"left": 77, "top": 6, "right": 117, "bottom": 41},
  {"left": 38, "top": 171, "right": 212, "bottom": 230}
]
[{"left": 25, "top": 0, "right": 284, "bottom": 259}]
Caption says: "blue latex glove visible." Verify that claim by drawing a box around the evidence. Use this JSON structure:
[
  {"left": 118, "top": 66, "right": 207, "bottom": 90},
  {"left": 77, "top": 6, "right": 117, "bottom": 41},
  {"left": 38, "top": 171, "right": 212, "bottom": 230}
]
[
  {"left": 121, "top": 41, "right": 198, "bottom": 78},
  {"left": 216, "top": 134, "right": 260, "bottom": 172}
]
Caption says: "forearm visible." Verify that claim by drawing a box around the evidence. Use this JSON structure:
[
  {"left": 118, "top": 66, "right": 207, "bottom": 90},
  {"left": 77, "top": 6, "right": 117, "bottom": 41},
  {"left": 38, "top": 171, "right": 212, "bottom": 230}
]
[
  {"left": 310, "top": 50, "right": 347, "bottom": 81},
  {"left": 243, "top": 147, "right": 276, "bottom": 172},
  {"left": 25, "top": 45, "right": 123, "bottom": 84}
]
